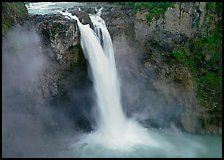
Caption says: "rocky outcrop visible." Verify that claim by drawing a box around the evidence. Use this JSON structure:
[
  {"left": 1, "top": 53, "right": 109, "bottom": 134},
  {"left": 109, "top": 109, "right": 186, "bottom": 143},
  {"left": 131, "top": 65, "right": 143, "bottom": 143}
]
[
  {"left": 6, "top": 2, "right": 219, "bottom": 134},
  {"left": 20, "top": 12, "right": 92, "bottom": 131},
  {"left": 32, "top": 14, "right": 79, "bottom": 62},
  {"left": 97, "top": 2, "right": 221, "bottom": 134},
  {"left": 27, "top": 13, "right": 90, "bottom": 107},
  {"left": 101, "top": 8, "right": 134, "bottom": 38},
  {"left": 131, "top": 2, "right": 221, "bottom": 134},
  {"left": 134, "top": 2, "right": 211, "bottom": 51},
  {"left": 28, "top": 6, "right": 136, "bottom": 106},
  {"left": 153, "top": 63, "right": 202, "bottom": 133}
]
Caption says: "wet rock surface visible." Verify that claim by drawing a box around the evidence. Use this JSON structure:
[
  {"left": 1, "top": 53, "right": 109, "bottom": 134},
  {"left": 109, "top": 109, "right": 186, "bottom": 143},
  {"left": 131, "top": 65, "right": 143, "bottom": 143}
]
[
  {"left": 134, "top": 2, "right": 209, "bottom": 51},
  {"left": 25, "top": 11, "right": 92, "bottom": 132},
  {"left": 9, "top": 2, "right": 221, "bottom": 134},
  {"left": 100, "top": 2, "right": 220, "bottom": 134}
]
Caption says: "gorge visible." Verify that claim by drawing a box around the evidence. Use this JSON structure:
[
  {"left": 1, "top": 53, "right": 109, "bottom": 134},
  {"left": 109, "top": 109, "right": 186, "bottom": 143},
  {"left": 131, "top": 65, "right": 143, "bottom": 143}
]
[{"left": 2, "top": 2, "right": 222, "bottom": 158}]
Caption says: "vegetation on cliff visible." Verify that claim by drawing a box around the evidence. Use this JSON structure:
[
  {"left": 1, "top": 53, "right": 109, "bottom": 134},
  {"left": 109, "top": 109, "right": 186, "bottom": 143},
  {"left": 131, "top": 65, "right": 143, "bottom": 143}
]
[
  {"left": 118, "top": 2, "right": 222, "bottom": 133},
  {"left": 170, "top": 2, "right": 222, "bottom": 130},
  {"left": 120, "top": 2, "right": 175, "bottom": 23},
  {"left": 2, "top": 2, "right": 28, "bottom": 35}
]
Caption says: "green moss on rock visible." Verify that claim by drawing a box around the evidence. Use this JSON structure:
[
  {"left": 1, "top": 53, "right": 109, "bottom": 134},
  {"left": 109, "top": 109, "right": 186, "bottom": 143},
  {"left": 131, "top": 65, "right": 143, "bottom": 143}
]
[
  {"left": 120, "top": 2, "right": 175, "bottom": 23},
  {"left": 170, "top": 8, "right": 222, "bottom": 131},
  {"left": 2, "top": 2, "right": 28, "bottom": 35}
]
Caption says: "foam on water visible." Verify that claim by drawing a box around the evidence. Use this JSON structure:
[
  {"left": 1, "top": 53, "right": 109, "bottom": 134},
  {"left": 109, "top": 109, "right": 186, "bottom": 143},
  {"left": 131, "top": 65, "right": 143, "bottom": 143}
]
[{"left": 58, "top": 128, "right": 221, "bottom": 158}]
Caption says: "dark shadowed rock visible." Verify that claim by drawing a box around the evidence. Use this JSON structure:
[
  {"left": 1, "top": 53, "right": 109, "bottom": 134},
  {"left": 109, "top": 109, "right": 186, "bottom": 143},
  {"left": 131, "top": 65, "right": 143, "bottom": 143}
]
[{"left": 67, "top": 8, "right": 91, "bottom": 25}]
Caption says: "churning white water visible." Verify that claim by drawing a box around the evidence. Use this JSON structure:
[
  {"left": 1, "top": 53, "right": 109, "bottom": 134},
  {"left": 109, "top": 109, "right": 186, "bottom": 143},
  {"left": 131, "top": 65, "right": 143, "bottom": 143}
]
[{"left": 59, "top": 10, "right": 161, "bottom": 150}]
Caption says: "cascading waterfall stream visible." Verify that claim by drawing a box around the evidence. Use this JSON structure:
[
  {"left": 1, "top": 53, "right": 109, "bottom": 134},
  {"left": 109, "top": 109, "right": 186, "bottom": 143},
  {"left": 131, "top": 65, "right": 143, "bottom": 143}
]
[
  {"left": 2, "top": 3, "right": 220, "bottom": 157},
  {"left": 59, "top": 9, "right": 160, "bottom": 149}
]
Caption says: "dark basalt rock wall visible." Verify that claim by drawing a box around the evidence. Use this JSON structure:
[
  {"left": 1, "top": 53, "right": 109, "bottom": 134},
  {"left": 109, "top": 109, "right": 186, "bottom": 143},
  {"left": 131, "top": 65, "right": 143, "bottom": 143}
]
[
  {"left": 2, "top": 2, "right": 221, "bottom": 135},
  {"left": 27, "top": 2, "right": 221, "bottom": 135},
  {"left": 99, "top": 2, "right": 221, "bottom": 134}
]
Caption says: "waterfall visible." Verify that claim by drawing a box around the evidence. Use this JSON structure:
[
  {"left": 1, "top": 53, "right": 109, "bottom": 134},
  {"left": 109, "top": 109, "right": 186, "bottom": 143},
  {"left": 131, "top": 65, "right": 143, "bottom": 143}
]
[{"left": 60, "top": 10, "right": 159, "bottom": 149}]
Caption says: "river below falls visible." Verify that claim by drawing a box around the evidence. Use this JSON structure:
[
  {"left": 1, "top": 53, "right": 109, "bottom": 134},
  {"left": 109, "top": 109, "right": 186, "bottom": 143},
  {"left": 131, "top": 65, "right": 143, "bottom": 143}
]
[{"left": 51, "top": 129, "right": 221, "bottom": 158}]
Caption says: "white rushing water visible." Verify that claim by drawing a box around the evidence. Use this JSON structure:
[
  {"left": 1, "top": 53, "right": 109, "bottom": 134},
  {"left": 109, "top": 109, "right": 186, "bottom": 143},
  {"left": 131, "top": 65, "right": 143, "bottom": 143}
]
[
  {"left": 26, "top": 2, "right": 83, "bottom": 15},
  {"left": 59, "top": 10, "right": 160, "bottom": 150}
]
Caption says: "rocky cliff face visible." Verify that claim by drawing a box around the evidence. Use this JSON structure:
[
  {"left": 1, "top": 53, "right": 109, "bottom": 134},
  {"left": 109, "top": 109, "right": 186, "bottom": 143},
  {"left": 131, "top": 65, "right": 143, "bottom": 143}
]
[
  {"left": 26, "top": 2, "right": 221, "bottom": 134},
  {"left": 99, "top": 2, "right": 221, "bottom": 134},
  {"left": 132, "top": 2, "right": 221, "bottom": 134},
  {"left": 134, "top": 2, "right": 213, "bottom": 51},
  {"left": 3, "top": 2, "right": 221, "bottom": 135},
  {"left": 27, "top": 12, "right": 94, "bottom": 131},
  {"left": 131, "top": 3, "right": 208, "bottom": 133}
]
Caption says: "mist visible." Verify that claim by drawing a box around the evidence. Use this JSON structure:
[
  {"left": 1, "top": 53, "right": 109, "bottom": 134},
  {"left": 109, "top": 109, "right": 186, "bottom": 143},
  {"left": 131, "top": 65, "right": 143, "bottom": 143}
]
[
  {"left": 2, "top": 26, "right": 87, "bottom": 158},
  {"left": 2, "top": 10, "right": 221, "bottom": 157},
  {"left": 112, "top": 33, "right": 183, "bottom": 130}
]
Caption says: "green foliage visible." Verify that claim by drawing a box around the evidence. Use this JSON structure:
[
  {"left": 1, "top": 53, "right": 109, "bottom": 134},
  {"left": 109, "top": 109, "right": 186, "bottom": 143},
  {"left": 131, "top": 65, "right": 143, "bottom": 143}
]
[
  {"left": 215, "top": 2, "right": 222, "bottom": 15},
  {"left": 2, "top": 2, "right": 28, "bottom": 35},
  {"left": 119, "top": 2, "right": 175, "bottom": 23},
  {"left": 206, "top": 2, "right": 222, "bottom": 15},
  {"left": 2, "top": 17, "right": 12, "bottom": 33},
  {"left": 144, "top": 2, "right": 175, "bottom": 23},
  {"left": 206, "top": 2, "right": 216, "bottom": 12},
  {"left": 184, "top": 35, "right": 220, "bottom": 86},
  {"left": 113, "top": 1, "right": 222, "bottom": 130},
  {"left": 171, "top": 12, "right": 222, "bottom": 126},
  {"left": 171, "top": 49, "right": 186, "bottom": 61},
  {"left": 120, "top": 2, "right": 136, "bottom": 7}
]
